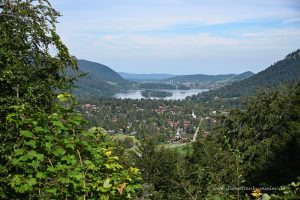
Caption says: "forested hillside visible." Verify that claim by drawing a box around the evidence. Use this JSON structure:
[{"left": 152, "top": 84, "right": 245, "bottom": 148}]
[
  {"left": 163, "top": 73, "right": 237, "bottom": 82},
  {"left": 75, "top": 73, "right": 118, "bottom": 97},
  {"left": 122, "top": 83, "right": 300, "bottom": 199},
  {"left": 78, "top": 60, "right": 125, "bottom": 83},
  {"left": 197, "top": 50, "right": 300, "bottom": 100},
  {"left": 74, "top": 60, "right": 131, "bottom": 97},
  {"left": 230, "top": 71, "right": 254, "bottom": 82}
]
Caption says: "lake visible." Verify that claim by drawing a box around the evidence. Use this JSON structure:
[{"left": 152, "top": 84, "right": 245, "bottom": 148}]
[{"left": 114, "top": 89, "right": 208, "bottom": 100}]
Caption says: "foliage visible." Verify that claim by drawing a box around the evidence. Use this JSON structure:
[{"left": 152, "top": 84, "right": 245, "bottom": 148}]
[
  {"left": 216, "top": 83, "right": 300, "bottom": 187},
  {"left": 75, "top": 79, "right": 300, "bottom": 200},
  {"left": 267, "top": 179, "right": 300, "bottom": 200},
  {"left": 0, "top": 0, "right": 77, "bottom": 113},
  {"left": 2, "top": 1, "right": 299, "bottom": 199},
  {"left": 121, "top": 82, "right": 300, "bottom": 199},
  {"left": 130, "top": 137, "right": 181, "bottom": 199},
  {"left": 0, "top": 1, "right": 143, "bottom": 199},
  {"left": 0, "top": 94, "right": 141, "bottom": 199},
  {"left": 176, "top": 136, "right": 241, "bottom": 200}
]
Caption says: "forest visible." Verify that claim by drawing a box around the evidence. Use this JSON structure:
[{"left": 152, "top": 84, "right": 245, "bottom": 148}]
[{"left": 0, "top": 0, "right": 299, "bottom": 199}]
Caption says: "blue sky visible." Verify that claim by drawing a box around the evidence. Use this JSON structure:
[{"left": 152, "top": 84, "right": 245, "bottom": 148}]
[{"left": 51, "top": 0, "right": 300, "bottom": 75}]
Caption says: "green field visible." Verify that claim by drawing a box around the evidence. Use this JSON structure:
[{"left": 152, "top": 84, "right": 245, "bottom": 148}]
[{"left": 158, "top": 143, "right": 191, "bottom": 154}]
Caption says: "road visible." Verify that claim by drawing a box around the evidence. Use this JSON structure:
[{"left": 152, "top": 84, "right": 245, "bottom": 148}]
[{"left": 192, "top": 117, "right": 203, "bottom": 142}]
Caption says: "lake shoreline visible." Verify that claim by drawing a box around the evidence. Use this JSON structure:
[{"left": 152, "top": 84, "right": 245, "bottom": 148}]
[{"left": 114, "top": 89, "right": 209, "bottom": 100}]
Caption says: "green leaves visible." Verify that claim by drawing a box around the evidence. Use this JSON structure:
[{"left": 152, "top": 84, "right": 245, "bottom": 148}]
[
  {"left": 103, "top": 178, "right": 112, "bottom": 189},
  {"left": 20, "top": 130, "right": 34, "bottom": 138},
  {"left": 11, "top": 175, "right": 37, "bottom": 193},
  {"left": 36, "top": 172, "right": 47, "bottom": 179},
  {"left": 52, "top": 120, "right": 66, "bottom": 130},
  {"left": 0, "top": 0, "right": 78, "bottom": 133},
  {"left": 1, "top": 95, "right": 142, "bottom": 199},
  {"left": 53, "top": 148, "right": 66, "bottom": 156},
  {"left": 34, "top": 126, "right": 48, "bottom": 133},
  {"left": 57, "top": 93, "right": 72, "bottom": 102},
  {"left": 26, "top": 140, "right": 37, "bottom": 148}
]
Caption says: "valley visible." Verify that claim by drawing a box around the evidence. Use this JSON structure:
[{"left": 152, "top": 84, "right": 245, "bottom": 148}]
[
  {"left": 75, "top": 50, "right": 300, "bottom": 150},
  {"left": 73, "top": 59, "right": 255, "bottom": 100},
  {"left": 1, "top": 0, "right": 299, "bottom": 198},
  {"left": 73, "top": 51, "right": 300, "bottom": 198}
]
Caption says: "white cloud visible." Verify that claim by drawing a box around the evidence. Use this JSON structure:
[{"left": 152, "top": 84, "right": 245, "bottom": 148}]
[
  {"left": 54, "top": 0, "right": 300, "bottom": 33},
  {"left": 51, "top": 0, "right": 300, "bottom": 74}
]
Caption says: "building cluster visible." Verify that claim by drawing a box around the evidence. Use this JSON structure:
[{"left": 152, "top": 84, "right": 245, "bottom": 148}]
[
  {"left": 80, "top": 101, "right": 230, "bottom": 144},
  {"left": 169, "top": 107, "right": 229, "bottom": 144}
]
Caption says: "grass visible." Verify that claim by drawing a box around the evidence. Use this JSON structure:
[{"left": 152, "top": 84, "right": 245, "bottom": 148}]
[{"left": 158, "top": 143, "right": 191, "bottom": 154}]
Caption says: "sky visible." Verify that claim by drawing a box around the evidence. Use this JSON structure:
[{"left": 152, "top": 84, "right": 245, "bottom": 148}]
[{"left": 51, "top": 0, "right": 300, "bottom": 75}]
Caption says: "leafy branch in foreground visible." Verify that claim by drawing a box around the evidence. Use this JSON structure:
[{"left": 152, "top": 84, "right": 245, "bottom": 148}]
[
  {"left": 0, "top": 0, "right": 77, "bottom": 115},
  {"left": 0, "top": 94, "right": 141, "bottom": 199}
]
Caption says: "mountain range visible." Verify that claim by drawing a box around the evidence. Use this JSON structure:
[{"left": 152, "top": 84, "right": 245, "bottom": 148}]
[
  {"left": 119, "top": 71, "right": 255, "bottom": 83},
  {"left": 73, "top": 49, "right": 300, "bottom": 99},
  {"left": 74, "top": 60, "right": 254, "bottom": 98}
]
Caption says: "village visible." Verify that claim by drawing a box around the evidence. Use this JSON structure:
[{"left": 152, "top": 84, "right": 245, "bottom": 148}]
[{"left": 79, "top": 98, "right": 229, "bottom": 143}]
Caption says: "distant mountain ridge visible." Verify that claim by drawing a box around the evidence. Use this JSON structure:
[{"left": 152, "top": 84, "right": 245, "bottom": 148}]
[
  {"left": 162, "top": 72, "right": 254, "bottom": 83},
  {"left": 197, "top": 49, "right": 300, "bottom": 100},
  {"left": 163, "top": 74, "right": 237, "bottom": 82},
  {"left": 119, "top": 72, "right": 176, "bottom": 81},
  {"left": 72, "top": 58, "right": 272, "bottom": 99},
  {"left": 230, "top": 71, "right": 255, "bottom": 82}
]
